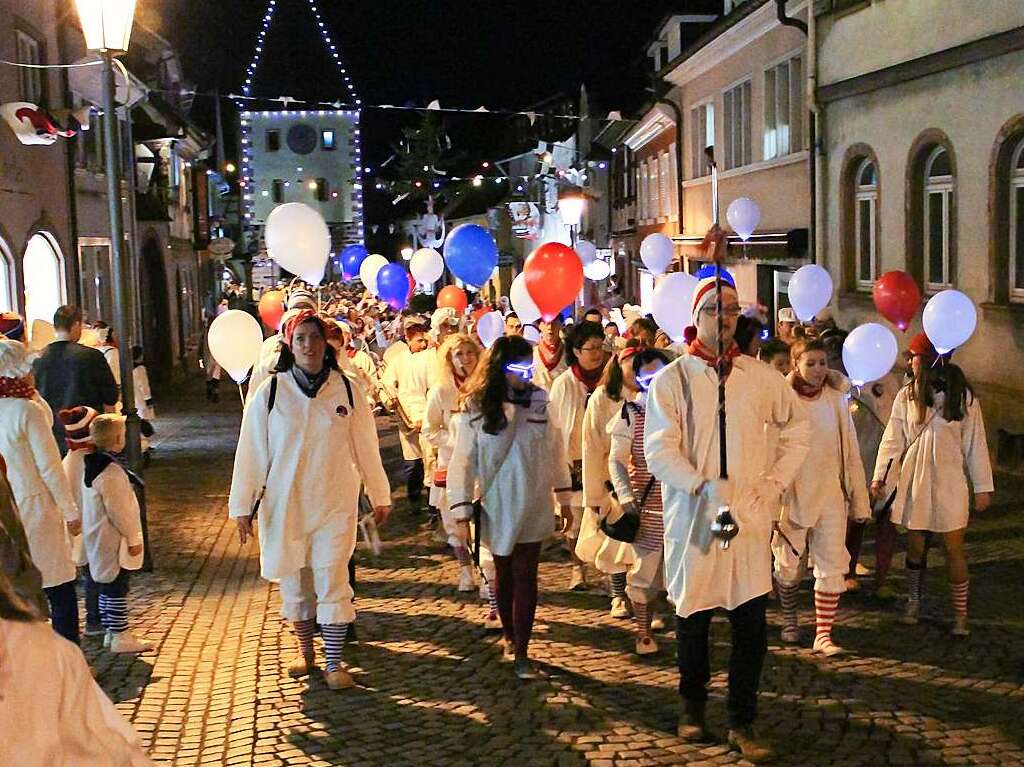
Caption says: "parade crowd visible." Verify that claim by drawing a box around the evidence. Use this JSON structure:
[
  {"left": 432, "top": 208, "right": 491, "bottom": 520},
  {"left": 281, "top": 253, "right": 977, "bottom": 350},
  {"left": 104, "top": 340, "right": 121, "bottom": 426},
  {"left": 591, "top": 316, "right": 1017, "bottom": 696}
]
[{"left": 0, "top": 257, "right": 995, "bottom": 764}]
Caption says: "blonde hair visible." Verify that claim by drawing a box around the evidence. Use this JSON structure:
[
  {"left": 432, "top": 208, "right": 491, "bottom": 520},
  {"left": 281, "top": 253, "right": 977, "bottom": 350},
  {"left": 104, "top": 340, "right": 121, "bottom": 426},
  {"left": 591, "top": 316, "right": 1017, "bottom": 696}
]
[
  {"left": 436, "top": 332, "right": 481, "bottom": 387},
  {"left": 90, "top": 414, "right": 126, "bottom": 451}
]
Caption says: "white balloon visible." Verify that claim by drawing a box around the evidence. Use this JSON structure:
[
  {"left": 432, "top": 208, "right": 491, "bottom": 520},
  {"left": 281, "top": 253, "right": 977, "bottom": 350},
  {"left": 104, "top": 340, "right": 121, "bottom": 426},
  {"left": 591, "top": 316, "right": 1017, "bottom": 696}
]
[
  {"left": 359, "top": 254, "right": 389, "bottom": 295},
  {"left": 788, "top": 264, "right": 833, "bottom": 321},
  {"left": 639, "top": 233, "right": 675, "bottom": 276},
  {"left": 409, "top": 247, "right": 444, "bottom": 285},
  {"left": 476, "top": 311, "right": 505, "bottom": 349},
  {"left": 583, "top": 259, "right": 611, "bottom": 281},
  {"left": 265, "top": 203, "right": 331, "bottom": 285},
  {"left": 922, "top": 289, "right": 977, "bottom": 354},
  {"left": 575, "top": 240, "right": 598, "bottom": 266},
  {"left": 207, "top": 309, "right": 265, "bottom": 384},
  {"left": 726, "top": 197, "right": 761, "bottom": 241},
  {"left": 510, "top": 273, "right": 542, "bottom": 324},
  {"left": 651, "top": 272, "right": 699, "bottom": 342},
  {"left": 842, "top": 323, "right": 898, "bottom": 386},
  {"left": 523, "top": 324, "right": 541, "bottom": 345}
]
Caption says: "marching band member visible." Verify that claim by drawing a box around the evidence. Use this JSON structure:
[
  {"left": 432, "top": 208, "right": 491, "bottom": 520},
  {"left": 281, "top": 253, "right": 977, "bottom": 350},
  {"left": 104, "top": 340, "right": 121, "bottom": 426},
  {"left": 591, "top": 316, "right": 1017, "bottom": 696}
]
[
  {"left": 447, "top": 336, "right": 573, "bottom": 679},
  {"left": 772, "top": 339, "right": 871, "bottom": 656},
  {"left": 872, "top": 334, "right": 993, "bottom": 636},
  {"left": 644, "top": 268, "right": 809, "bottom": 762},
  {"left": 548, "top": 321, "right": 609, "bottom": 591},
  {"left": 229, "top": 311, "right": 391, "bottom": 690},
  {"left": 532, "top": 316, "right": 568, "bottom": 391},
  {"left": 608, "top": 347, "right": 672, "bottom": 654}
]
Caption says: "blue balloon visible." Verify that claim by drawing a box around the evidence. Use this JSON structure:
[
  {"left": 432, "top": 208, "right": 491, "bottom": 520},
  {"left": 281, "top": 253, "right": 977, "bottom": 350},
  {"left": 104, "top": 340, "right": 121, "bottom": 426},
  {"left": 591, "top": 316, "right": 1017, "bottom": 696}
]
[
  {"left": 695, "top": 264, "right": 735, "bottom": 286},
  {"left": 444, "top": 224, "right": 498, "bottom": 288},
  {"left": 375, "top": 263, "right": 409, "bottom": 311},
  {"left": 340, "top": 244, "right": 369, "bottom": 281}
]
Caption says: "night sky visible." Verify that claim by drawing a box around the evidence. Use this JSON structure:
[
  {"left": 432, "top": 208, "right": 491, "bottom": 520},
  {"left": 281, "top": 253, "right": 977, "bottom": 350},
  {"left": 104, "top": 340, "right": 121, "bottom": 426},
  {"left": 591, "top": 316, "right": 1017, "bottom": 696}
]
[{"left": 155, "top": 0, "right": 683, "bottom": 166}]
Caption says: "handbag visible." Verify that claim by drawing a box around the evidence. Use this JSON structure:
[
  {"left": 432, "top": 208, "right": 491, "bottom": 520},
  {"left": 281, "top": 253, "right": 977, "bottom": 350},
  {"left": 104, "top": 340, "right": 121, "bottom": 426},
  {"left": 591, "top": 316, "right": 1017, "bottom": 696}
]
[
  {"left": 600, "top": 476, "right": 655, "bottom": 543},
  {"left": 876, "top": 408, "right": 937, "bottom": 519}
]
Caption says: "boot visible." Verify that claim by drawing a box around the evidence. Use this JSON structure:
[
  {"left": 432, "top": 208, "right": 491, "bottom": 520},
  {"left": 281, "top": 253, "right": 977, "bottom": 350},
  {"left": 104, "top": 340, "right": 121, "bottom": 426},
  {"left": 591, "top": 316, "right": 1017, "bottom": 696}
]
[
  {"left": 727, "top": 726, "right": 775, "bottom": 763},
  {"left": 676, "top": 701, "right": 709, "bottom": 741}
]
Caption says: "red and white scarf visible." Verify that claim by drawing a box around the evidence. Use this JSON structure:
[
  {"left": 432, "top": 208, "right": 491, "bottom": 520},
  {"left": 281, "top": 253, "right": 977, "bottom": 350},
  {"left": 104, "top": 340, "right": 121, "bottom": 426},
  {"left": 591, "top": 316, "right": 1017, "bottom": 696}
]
[
  {"left": 792, "top": 373, "right": 825, "bottom": 399},
  {"left": 571, "top": 363, "right": 603, "bottom": 393},
  {"left": 0, "top": 376, "right": 36, "bottom": 399},
  {"left": 538, "top": 340, "right": 564, "bottom": 371},
  {"left": 687, "top": 339, "right": 741, "bottom": 379}
]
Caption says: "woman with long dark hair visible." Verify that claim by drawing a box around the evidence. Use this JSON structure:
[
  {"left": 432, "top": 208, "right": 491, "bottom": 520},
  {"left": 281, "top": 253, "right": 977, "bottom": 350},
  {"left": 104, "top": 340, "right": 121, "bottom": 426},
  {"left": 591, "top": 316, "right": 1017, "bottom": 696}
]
[
  {"left": 447, "top": 336, "right": 573, "bottom": 679},
  {"left": 229, "top": 311, "right": 391, "bottom": 689},
  {"left": 548, "top": 321, "right": 609, "bottom": 590},
  {"left": 872, "top": 334, "right": 993, "bottom": 636}
]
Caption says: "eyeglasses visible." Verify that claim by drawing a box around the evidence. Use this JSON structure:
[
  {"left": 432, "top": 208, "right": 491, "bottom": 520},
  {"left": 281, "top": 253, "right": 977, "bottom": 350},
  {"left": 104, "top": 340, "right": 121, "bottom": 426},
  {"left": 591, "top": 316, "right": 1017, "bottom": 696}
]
[
  {"left": 635, "top": 371, "right": 659, "bottom": 391},
  {"left": 578, "top": 344, "right": 605, "bottom": 354},
  {"left": 505, "top": 361, "right": 535, "bottom": 379},
  {"left": 699, "top": 304, "right": 742, "bottom": 318}
]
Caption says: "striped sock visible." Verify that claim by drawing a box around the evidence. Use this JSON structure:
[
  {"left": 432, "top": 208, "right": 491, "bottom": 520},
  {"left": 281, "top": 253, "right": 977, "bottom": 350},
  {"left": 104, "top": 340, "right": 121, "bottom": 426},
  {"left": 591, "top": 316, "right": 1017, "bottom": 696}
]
[
  {"left": 321, "top": 623, "right": 349, "bottom": 672},
  {"left": 776, "top": 581, "right": 800, "bottom": 629},
  {"left": 293, "top": 618, "right": 316, "bottom": 660},
  {"left": 633, "top": 601, "right": 652, "bottom": 638},
  {"left": 814, "top": 590, "right": 840, "bottom": 643},
  {"left": 906, "top": 559, "right": 925, "bottom": 608},
  {"left": 610, "top": 572, "right": 627, "bottom": 600},
  {"left": 488, "top": 587, "right": 499, "bottom": 618},
  {"left": 99, "top": 594, "right": 128, "bottom": 633},
  {"left": 950, "top": 580, "right": 969, "bottom": 619}
]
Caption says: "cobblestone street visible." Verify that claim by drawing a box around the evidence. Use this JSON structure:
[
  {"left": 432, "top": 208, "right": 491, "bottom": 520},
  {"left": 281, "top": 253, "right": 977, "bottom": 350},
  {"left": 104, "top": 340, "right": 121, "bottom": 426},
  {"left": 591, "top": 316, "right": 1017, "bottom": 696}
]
[{"left": 84, "top": 386, "right": 1024, "bottom": 767}]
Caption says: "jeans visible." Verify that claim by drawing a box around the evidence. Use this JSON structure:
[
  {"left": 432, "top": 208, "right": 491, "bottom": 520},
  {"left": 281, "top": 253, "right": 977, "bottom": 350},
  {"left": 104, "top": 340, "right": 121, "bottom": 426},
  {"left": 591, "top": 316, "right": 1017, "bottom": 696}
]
[
  {"left": 82, "top": 566, "right": 101, "bottom": 627},
  {"left": 492, "top": 541, "right": 542, "bottom": 659},
  {"left": 676, "top": 594, "right": 768, "bottom": 728},
  {"left": 44, "top": 579, "right": 79, "bottom": 645},
  {"left": 405, "top": 458, "right": 424, "bottom": 505}
]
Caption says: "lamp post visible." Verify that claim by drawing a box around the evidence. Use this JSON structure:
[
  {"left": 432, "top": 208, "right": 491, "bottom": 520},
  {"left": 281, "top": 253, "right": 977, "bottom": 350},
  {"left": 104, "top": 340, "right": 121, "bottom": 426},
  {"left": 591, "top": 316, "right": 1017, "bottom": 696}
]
[
  {"left": 558, "top": 186, "right": 586, "bottom": 248},
  {"left": 75, "top": 0, "right": 143, "bottom": 473}
]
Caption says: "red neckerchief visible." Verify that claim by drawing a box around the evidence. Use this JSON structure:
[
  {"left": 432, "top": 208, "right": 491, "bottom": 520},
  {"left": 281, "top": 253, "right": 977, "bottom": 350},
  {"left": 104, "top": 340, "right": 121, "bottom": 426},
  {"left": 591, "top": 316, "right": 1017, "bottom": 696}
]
[
  {"left": 538, "top": 340, "right": 564, "bottom": 371},
  {"left": 346, "top": 348, "right": 358, "bottom": 359},
  {"left": 688, "top": 339, "right": 741, "bottom": 379},
  {"left": 571, "top": 363, "right": 603, "bottom": 393},
  {"left": 792, "top": 373, "right": 825, "bottom": 399},
  {"left": 0, "top": 376, "right": 36, "bottom": 399},
  {"left": 452, "top": 370, "right": 468, "bottom": 390}
]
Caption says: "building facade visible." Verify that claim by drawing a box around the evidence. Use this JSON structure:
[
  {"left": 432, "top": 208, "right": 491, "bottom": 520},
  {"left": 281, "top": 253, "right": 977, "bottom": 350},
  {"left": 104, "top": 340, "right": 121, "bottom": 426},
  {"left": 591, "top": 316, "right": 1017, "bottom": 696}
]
[
  {"left": 816, "top": 0, "right": 1024, "bottom": 453},
  {"left": 0, "top": 0, "right": 75, "bottom": 343}
]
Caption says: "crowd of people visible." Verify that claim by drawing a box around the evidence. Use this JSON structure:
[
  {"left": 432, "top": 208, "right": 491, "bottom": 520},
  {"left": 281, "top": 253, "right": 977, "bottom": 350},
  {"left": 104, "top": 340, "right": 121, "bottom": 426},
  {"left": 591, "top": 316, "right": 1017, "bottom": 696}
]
[{"left": 0, "top": 258, "right": 996, "bottom": 763}]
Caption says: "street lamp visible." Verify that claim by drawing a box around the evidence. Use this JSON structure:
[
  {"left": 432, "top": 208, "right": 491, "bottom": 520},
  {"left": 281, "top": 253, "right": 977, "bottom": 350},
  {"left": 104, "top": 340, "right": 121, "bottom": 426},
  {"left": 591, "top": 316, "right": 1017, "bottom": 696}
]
[
  {"left": 75, "top": 0, "right": 143, "bottom": 472},
  {"left": 559, "top": 187, "right": 587, "bottom": 247}
]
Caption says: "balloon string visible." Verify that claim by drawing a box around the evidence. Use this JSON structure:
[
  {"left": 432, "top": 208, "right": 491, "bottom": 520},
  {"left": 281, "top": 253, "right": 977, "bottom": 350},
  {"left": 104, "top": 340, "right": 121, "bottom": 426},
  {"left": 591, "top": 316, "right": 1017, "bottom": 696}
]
[{"left": 237, "top": 384, "right": 246, "bottom": 413}]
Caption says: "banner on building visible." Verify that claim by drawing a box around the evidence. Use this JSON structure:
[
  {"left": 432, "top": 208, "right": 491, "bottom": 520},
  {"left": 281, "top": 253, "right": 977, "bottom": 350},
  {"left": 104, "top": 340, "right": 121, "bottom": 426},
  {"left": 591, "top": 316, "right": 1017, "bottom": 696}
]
[{"left": 507, "top": 202, "right": 541, "bottom": 240}]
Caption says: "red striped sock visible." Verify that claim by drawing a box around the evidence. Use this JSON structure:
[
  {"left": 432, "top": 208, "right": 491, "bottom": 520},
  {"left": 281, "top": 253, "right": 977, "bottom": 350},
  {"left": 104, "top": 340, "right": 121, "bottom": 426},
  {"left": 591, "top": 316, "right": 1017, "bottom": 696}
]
[
  {"left": 814, "top": 590, "right": 840, "bottom": 642},
  {"left": 293, "top": 618, "right": 316, "bottom": 660},
  {"left": 633, "top": 601, "right": 652, "bottom": 638},
  {"left": 950, "top": 580, "right": 969, "bottom": 619}
]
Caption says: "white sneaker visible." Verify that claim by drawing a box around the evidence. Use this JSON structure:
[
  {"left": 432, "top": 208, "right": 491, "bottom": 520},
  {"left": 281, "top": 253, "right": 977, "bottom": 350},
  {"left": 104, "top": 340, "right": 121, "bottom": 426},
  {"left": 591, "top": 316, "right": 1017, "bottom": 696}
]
[
  {"left": 813, "top": 634, "right": 844, "bottom": 657},
  {"left": 609, "top": 596, "right": 631, "bottom": 619},
  {"left": 457, "top": 566, "right": 475, "bottom": 592},
  {"left": 569, "top": 565, "right": 587, "bottom": 592},
  {"left": 855, "top": 563, "right": 872, "bottom": 576},
  {"left": 108, "top": 630, "right": 152, "bottom": 654},
  {"left": 781, "top": 625, "right": 800, "bottom": 644},
  {"left": 900, "top": 601, "right": 920, "bottom": 625},
  {"left": 952, "top": 615, "right": 970, "bottom": 636},
  {"left": 635, "top": 636, "right": 658, "bottom": 656},
  {"left": 483, "top": 612, "right": 502, "bottom": 632},
  {"left": 103, "top": 630, "right": 113, "bottom": 649},
  {"left": 650, "top": 614, "right": 666, "bottom": 631}
]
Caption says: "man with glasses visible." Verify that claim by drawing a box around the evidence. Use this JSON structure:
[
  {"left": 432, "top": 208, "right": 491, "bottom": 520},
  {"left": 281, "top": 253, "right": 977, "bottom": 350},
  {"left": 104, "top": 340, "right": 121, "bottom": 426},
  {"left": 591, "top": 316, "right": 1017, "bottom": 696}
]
[{"left": 644, "top": 268, "right": 809, "bottom": 763}]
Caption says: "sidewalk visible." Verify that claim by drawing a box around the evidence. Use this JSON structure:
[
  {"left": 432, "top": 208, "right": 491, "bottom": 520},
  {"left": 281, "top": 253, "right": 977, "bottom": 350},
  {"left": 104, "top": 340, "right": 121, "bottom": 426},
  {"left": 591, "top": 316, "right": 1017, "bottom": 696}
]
[{"left": 84, "top": 382, "right": 1024, "bottom": 766}]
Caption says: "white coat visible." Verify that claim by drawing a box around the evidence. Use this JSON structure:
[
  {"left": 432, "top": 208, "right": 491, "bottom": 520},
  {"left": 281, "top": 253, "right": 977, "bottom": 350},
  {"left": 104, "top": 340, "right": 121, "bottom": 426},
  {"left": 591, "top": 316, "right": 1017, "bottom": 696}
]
[
  {"left": 576, "top": 384, "right": 635, "bottom": 571},
  {"left": 873, "top": 387, "right": 993, "bottom": 533},
  {"left": 246, "top": 334, "right": 284, "bottom": 407},
  {"left": 228, "top": 369, "right": 391, "bottom": 581},
  {"left": 532, "top": 344, "right": 568, "bottom": 391},
  {"left": 0, "top": 397, "right": 78, "bottom": 588},
  {"left": 63, "top": 448, "right": 89, "bottom": 567},
  {"left": 0, "top": 618, "right": 156, "bottom": 766},
  {"left": 547, "top": 368, "right": 589, "bottom": 507},
  {"left": 423, "top": 375, "right": 461, "bottom": 536},
  {"left": 644, "top": 355, "right": 810, "bottom": 618},
  {"left": 447, "top": 387, "right": 573, "bottom": 556},
  {"left": 81, "top": 459, "right": 145, "bottom": 583},
  {"left": 383, "top": 348, "right": 432, "bottom": 460},
  {"left": 783, "top": 382, "right": 871, "bottom": 528},
  {"left": 343, "top": 348, "right": 379, "bottom": 406}
]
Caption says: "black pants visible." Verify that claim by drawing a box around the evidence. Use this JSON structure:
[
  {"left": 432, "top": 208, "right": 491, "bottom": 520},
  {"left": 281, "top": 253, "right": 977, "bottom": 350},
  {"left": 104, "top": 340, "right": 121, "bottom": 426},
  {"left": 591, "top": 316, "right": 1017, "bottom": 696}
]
[
  {"left": 83, "top": 566, "right": 101, "bottom": 627},
  {"left": 44, "top": 579, "right": 79, "bottom": 645},
  {"left": 405, "top": 458, "right": 424, "bottom": 505},
  {"left": 676, "top": 594, "right": 768, "bottom": 728}
]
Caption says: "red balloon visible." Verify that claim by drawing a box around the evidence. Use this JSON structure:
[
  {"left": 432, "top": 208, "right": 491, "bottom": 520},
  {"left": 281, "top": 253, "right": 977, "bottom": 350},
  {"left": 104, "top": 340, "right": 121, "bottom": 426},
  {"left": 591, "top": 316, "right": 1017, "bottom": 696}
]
[
  {"left": 437, "top": 285, "right": 468, "bottom": 314},
  {"left": 523, "top": 242, "right": 584, "bottom": 321},
  {"left": 258, "top": 289, "right": 286, "bottom": 330},
  {"left": 872, "top": 270, "right": 921, "bottom": 332}
]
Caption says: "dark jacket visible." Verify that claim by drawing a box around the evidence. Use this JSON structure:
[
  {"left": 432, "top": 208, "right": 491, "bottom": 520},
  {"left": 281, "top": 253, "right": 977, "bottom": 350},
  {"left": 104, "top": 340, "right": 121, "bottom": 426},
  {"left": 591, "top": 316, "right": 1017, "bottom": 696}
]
[{"left": 32, "top": 340, "right": 118, "bottom": 451}]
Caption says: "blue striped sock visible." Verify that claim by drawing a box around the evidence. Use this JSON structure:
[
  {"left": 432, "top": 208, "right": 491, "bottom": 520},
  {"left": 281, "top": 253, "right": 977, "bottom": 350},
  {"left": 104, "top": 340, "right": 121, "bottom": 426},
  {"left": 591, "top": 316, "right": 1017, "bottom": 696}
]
[
  {"left": 100, "top": 595, "right": 128, "bottom": 633},
  {"left": 321, "top": 623, "right": 349, "bottom": 672}
]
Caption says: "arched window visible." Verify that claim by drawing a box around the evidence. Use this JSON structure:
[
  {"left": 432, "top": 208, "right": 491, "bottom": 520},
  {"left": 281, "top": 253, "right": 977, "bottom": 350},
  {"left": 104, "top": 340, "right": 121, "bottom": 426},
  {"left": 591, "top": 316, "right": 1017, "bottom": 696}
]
[
  {"left": 855, "top": 159, "right": 878, "bottom": 289},
  {"left": 1011, "top": 138, "right": 1024, "bottom": 300},
  {"left": 23, "top": 232, "right": 66, "bottom": 338},
  {"left": 923, "top": 147, "right": 954, "bottom": 290},
  {"left": 0, "top": 237, "right": 14, "bottom": 313}
]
